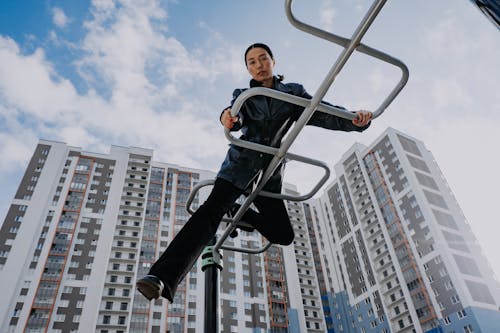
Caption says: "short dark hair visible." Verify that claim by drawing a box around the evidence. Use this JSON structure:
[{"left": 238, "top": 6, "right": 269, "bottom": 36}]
[{"left": 244, "top": 43, "right": 273, "bottom": 66}]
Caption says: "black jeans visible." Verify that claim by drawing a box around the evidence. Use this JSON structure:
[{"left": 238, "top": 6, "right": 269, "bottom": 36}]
[{"left": 148, "top": 177, "right": 294, "bottom": 301}]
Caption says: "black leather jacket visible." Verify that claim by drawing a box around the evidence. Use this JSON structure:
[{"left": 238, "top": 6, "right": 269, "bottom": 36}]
[{"left": 217, "top": 76, "right": 369, "bottom": 192}]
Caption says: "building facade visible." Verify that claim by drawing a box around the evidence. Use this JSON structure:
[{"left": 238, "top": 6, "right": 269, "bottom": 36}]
[
  {"left": 0, "top": 140, "right": 326, "bottom": 333},
  {"left": 3, "top": 127, "right": 499, "bottom": 333},
  {"left": 307, "top": 128, "right": 500, "bottom": 333}
]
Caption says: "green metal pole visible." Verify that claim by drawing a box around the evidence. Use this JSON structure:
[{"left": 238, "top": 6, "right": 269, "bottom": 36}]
[{"left": 201, "top": 238, "right": 223, "bottom": 333}]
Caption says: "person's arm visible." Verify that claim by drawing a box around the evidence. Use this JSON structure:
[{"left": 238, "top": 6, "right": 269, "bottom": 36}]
[
  {"left": 219, "top": 89, "right": 246, "bottom": 131},
  {"left": 220, "top": 107, "right": 243, "bottom": 130},
  {"left": 297, "top": 85, "right": 372, "bottom": 132}
]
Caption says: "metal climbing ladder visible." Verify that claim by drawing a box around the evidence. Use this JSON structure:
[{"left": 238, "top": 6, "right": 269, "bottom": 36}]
[{"left": 185, "top": 0, "right": 409, "bottom": 331}]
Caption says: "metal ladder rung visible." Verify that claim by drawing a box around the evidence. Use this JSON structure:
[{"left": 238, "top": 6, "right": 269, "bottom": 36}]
[
  {"left": 284, "top": 0, "right": 409, "bottom": 117},
  {"left": 186, "top": 180, "right": 275, "bottom": 254},
  {"left": 186, "top": 0, "right": 408, "bottom": 256}
]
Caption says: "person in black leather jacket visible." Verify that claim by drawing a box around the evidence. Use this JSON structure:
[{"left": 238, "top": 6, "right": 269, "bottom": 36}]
[{"left": 137, "top": 43, "right": 372, "bottom": 302}]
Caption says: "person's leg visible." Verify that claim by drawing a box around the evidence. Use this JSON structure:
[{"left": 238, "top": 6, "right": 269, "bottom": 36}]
[
  {"left": 247, "top": 196, "right": 295, "bottom": 245},
  {"left": 140, "top": 178, "right": 242, "bottom": 301}
]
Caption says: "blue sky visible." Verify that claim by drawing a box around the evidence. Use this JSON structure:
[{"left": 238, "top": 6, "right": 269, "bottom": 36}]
[{"left": 0, "top": 1, "right": 499, "bottom": 279}]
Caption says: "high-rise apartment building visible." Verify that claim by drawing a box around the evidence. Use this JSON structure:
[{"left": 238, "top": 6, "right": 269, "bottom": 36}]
[
  {"left": 282, "top": 185, "right": 326, "bottom": 333},
  {"left": 306, "top": 127, "right": 500, "bottom": 333},
  {"left": 0, "top": 140, "right": 326, "bottom": 333},
  {"left": 4, "top": 127, "right": 498, "bottom": 333}
]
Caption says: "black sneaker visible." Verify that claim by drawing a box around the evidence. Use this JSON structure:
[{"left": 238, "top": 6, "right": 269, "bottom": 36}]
[
  {"left": 229, "top": 228, "right": 239, "bottom": 238},
  {"left": 137, "top": 275, "right": 164, "bottom": 300}
]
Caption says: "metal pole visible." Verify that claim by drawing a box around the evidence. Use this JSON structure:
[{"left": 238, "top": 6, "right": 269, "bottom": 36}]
[{"left": 201, "top": 237, "right": 223, "bottom": 333}]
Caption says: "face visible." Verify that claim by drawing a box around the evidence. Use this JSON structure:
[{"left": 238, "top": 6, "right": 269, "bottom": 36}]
[{"left": 245, "top": 47, "right": 275, "bottom": 84}]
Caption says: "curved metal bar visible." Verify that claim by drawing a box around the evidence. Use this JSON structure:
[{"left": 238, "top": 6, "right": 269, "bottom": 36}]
[
  {"left": 221, "top": 241, "right": 273, "bottom": 254},
  {"left": 214, "top": 0, "right": 395, "bottom": 254},
  {"left": 256, "top": 151, "right": 330, "bottom": 201},
  {"left": 187, "top": 0, "right": 408, "bottom": 256},
  {"left": 228, "top": 87, "right": 356, "bottom": 121},
  {"left": 285, "top": 0, "right": 409, "bottom": 117},
  {"left": 185, "top": 179, "right": 276, "bottom": 254},
  {"left": 185, "top": 149, "right": 330, "bottom": 211},
  {"left": 186, "top": 179, "right": 214, "bottom": 215}
]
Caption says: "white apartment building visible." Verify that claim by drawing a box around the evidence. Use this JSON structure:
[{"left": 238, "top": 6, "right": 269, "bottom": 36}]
[
  {"left": 307, "top": 127, "right": 500, "bottom": 333},
  {"left": 0, "top": 140, "right": 327, "bottom": 333}
]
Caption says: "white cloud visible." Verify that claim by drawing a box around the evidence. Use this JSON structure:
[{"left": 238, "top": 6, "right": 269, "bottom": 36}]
[
  {"left": 0, "top": 132, "right": 35, "bottom": 170},
  {"left": 1, "top": 0, "right": 499, "bottom": 280},
  {"left": 367, "top": 67, "right": 391, "bottom": 95},
  {"left": 430, "top": 78, "right": 473, "bottom": 111},
  {"left": 0, "top": 36, "right": 82, "bottom": 120},
  {"left": 78, "top": 1, "right": 232, "bottom": 98},
  {"left": 52, "top": 7, "right": 70, "bottom": 28},
  {"left": 0, "top": 104, "right": 38, "bottom": 171},
  {"left": 319, "top": 1, "right": 336, "bottom": 32},
  {"left": 0, "top": 0, "right": 243, "bottom": 175}
]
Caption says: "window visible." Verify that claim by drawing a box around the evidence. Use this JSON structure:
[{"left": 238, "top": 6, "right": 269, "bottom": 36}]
[
  {"left": 55, "top": 314, "right": 66, "bottom": 321},
  {"left": 103, "top": 315, "right": 110, "bottom": 324},
  {"left": 458, "top": 309, "right": 466, "bottom": 319},
  {"left": 105, "top": 302, "right": 113, "bottom": 310},
  {"left": 464, "top": 324, "right": 474, "bottom": 333}
]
